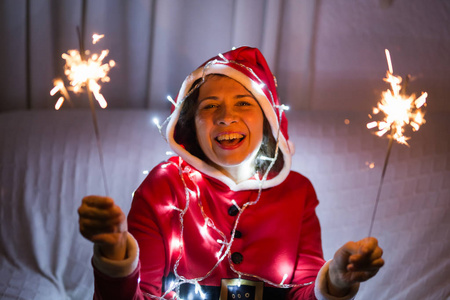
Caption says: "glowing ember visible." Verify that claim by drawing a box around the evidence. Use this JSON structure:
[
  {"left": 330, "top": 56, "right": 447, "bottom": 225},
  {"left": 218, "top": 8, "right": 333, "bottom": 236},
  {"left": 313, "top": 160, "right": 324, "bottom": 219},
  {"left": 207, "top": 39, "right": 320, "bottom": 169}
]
[
  {"left": 92, "top": 33, "right": 104, "bottom": 44},
  {"left": 50, "top": 34, "right": 114, "bottom": 110},
  {"left": 367, "top": 49, "right": 427, "bottom": 145}
]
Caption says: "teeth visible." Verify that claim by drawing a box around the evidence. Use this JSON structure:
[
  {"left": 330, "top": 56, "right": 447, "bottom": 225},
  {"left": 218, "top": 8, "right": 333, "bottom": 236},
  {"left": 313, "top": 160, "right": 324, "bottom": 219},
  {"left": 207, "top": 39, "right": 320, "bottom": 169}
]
[{"left": 217, "top": 133, "right": 244, "bottom": 141}]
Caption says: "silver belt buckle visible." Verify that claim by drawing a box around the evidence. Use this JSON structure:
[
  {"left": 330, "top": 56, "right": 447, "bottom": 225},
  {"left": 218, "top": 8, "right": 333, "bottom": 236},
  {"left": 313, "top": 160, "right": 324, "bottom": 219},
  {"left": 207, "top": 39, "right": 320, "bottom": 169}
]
[{"left": 219, "top": 278, "right": 264, "bottom": 300}]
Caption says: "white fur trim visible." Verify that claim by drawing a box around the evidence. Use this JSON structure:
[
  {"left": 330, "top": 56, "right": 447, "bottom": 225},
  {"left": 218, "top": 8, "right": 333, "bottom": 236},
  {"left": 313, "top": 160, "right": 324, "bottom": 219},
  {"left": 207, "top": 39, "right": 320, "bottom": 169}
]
[
  {"left": 92, "top": 233, "right": 139, "bottom": 278},
  {"left": 166, "top": 64, "right": 293, "bottom": 191},
  {"left": 314, "top": 260, "right": 359, "bottom": 300}
]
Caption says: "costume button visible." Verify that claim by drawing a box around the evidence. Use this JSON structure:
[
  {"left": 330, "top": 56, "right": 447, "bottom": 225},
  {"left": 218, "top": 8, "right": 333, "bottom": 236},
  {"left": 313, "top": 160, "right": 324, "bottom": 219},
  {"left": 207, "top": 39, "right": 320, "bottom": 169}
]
[
  {"left": 228, "top": 205, "right": 239, "bottom": 216},
  {"left": 231, "top": 252, "right": 243, "bottom": 264},
  {"left": 232, "top": 230, "right": 242, "bottom": 238}
]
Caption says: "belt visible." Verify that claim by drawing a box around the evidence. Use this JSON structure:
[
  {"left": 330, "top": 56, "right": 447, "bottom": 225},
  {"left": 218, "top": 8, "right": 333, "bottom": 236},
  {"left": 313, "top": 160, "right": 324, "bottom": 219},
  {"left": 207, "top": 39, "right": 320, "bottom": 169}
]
[{"left": 163, "top": 275, "right": 290, "bottom": 300}]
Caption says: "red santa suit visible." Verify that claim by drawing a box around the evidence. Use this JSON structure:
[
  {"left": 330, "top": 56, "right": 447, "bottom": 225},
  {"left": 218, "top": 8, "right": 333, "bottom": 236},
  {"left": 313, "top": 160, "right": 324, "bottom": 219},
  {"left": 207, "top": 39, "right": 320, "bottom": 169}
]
[{"left": 91, "top": 47, "right": 359, "bottom": 300}]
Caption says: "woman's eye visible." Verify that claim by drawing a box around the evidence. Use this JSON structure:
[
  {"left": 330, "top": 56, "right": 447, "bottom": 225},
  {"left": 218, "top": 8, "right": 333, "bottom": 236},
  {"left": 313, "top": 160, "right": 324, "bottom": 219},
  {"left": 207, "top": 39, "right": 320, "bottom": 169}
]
[
  {"left": 236, "top": 101, "right": 251, "bottom": 106},
  {"left": 202, "top": 103, "right": 217, "bottom": 109}
]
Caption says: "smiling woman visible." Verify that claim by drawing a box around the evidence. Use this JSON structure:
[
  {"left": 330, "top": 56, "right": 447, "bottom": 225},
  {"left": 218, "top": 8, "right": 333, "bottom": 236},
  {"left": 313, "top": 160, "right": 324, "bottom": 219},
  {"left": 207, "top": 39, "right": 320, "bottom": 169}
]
[{"left": 78, "top": 47, "right": 384, "bottom": 300}]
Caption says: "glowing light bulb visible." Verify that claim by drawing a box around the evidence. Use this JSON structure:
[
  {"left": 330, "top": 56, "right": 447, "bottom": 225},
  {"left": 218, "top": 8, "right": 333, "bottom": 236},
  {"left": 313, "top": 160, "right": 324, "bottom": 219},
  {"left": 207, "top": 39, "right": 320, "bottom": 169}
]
[
  {"left": 278, "top": 104, "right": 290, "bottom": 111},
  {"left": 280, "top": 273, "right": 288, "bottom": 285},
  {"left": 200, "top": 222, "right": 208, "bottom": 235},
  {"left": 231, "top": 200, "right": 241, "bottom": 212},
  {"left": 194, "top": 282, "right": 206, "bottom": 299},
  {"left": 169, "top": 205, "right": 183, "bottom": 212},
  {"left": 218, "top": 53, "right": 227, "bottom": 62},
  {"left": 166, "top": 95, "right": 177, "bottom": 106},
  {"left": 153, "top": 117, "right": 161, "bottom": 130}
]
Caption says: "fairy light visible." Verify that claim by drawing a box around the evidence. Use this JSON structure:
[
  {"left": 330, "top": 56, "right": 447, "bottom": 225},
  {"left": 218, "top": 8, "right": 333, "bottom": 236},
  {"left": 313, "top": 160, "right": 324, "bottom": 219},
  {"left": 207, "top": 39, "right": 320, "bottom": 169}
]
[
  {"left": 231, "top": 200, "right": 241, "bottom": 211},
  {"left": 218, "top": 52, "right": 228, "bottom": 62},
  {"left": 194, "top": 281, "right": 206, "bottom": 299},
  {"left": 166, "top": 95, "right": 177, "bottom": 107},
  {"left": 258, "top": 155, "right": 276, "bottom": 162},
  {"left": 144, "top": 58, "right": 315, "bottom": 300},
  {"left": 200, "top": 221, "right": 208, "bottom": 235},
  {"left": 169, "top": 205, "right": 183, "bottom": 213},
  {"left": 153, "top": 117, "right": 161, "bottom": 130},
  {"left": 280, "top": 274, "right": 288, "bottom": 285}
]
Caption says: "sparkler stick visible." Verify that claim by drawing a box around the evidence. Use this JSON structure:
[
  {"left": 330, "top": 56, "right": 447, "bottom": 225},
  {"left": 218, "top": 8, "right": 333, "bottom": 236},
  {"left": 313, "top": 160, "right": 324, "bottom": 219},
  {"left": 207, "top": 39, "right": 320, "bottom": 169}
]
[
  {"left": 367, "top": 49, "right": 427, "bottom": 236},
  {"left": 50, "top": 1, "right": 114, "bottom": 195},
  {"left": 368, "top": 129, "right": 394, "bottom": 237}
]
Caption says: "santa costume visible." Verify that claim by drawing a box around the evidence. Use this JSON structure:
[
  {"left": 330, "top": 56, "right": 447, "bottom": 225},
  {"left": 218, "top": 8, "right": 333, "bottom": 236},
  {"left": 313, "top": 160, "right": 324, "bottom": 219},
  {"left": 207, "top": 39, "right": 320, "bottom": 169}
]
[{"left": 92, "top": 47, "right": 359, "bottom": 300}]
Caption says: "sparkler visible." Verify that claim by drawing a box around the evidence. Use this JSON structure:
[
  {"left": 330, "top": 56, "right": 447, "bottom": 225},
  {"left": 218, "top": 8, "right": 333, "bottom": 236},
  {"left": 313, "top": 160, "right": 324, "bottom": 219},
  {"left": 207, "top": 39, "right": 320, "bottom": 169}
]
[
  {"left": 366, "top": 49, "right": 427, "bottom": 236},
  {"left": 50, "top": 27, "right": 115, "bottom": 195}
]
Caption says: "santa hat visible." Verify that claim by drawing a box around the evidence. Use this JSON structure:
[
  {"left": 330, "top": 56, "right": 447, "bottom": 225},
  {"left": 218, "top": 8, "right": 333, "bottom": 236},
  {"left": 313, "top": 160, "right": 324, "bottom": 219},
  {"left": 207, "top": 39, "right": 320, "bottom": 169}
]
[{"left": 166, "top": 47, "right": 294, "bottom": 191}]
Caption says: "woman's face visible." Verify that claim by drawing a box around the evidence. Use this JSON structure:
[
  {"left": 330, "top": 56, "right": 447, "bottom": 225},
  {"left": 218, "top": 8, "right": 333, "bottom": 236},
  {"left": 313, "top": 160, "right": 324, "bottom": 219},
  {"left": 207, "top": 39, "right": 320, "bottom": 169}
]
[{"left": 194, "top": 76, "right": 264, "bottom": 174}]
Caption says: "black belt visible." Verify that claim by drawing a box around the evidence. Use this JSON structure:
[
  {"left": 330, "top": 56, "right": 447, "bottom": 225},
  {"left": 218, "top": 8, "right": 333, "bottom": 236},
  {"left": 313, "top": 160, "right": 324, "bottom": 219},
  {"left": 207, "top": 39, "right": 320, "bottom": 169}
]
[{"left": 163, "top": 275, "right": 290, "bottom": 300}]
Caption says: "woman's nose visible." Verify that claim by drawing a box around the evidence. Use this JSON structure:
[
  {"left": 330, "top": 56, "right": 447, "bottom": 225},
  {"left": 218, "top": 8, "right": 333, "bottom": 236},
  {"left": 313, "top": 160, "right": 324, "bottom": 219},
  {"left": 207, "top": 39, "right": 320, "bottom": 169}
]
[{"left": 216, "top": 105, "right": 237, "bottom": 125}]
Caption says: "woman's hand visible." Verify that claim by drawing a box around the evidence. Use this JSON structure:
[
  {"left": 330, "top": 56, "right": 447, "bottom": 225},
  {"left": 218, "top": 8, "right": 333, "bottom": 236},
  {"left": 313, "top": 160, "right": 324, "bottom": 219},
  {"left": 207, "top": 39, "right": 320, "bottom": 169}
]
[
  {"left": 327, "top": 237, "right": 385, "bottom": 297},
  {"left": 78, "top": 195, "right": 128, "bottom": 260}
]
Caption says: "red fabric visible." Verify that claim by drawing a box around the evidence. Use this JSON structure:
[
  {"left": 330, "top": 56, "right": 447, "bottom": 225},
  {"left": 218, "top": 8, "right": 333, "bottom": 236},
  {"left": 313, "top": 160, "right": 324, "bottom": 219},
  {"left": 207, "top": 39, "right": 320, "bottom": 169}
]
[{"left": 94, "top": 157, "right": 325, "bottom": 299}]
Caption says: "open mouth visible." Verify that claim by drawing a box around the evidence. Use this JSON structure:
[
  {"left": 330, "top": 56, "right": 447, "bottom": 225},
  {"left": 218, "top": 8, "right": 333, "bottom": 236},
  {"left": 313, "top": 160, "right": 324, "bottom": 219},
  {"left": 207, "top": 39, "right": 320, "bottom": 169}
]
[{"left": 215, "top": 133, "right": 245, "bottom": 147}]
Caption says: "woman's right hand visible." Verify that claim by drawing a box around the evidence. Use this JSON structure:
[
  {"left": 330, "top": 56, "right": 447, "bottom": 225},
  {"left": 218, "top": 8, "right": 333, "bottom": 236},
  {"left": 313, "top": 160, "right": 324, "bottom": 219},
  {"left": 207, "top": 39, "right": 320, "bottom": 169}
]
[{"left": 78, "top": 195, "right": 128, "bottom": 260}]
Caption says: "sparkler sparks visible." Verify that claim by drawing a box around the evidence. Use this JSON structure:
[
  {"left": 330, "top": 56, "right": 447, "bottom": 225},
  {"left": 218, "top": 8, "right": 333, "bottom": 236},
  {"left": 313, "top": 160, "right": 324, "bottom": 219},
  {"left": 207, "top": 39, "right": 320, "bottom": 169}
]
[
  {"left": 50, "top": 31, "right": 114, "bottom": 196},
  {"left": 50, "top": 34, "right": 115, "bottom": 110},
  {"left": 367, "top": 49, "right": 428, "bottom": 237},
  {"left": 367, "top": 49, "right": 427, "bottom": 145}
]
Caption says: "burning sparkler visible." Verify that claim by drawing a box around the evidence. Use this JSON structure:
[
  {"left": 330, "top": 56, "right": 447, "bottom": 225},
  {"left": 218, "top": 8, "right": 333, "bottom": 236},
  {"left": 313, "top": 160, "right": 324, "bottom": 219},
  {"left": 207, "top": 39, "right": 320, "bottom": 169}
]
[
  {"left": 50, "top": 34, "right": 115, "bottom": 110},
  {"left": 366, "top": 49, "right": 427, "bottom": 236},
  {"left": 50, "top": 31, "right": 115, "bottom": 195}
]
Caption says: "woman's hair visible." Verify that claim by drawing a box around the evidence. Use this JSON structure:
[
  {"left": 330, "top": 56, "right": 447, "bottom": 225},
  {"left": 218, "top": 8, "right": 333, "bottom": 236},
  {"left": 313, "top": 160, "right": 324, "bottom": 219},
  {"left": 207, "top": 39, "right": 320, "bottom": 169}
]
[{"left": 174, "top": 74, "right": 284, "bottom": 175}]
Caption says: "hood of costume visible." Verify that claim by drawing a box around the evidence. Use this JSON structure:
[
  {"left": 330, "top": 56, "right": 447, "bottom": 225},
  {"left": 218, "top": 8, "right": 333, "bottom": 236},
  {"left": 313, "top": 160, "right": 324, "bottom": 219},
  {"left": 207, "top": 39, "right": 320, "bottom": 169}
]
[{"left": 166, "top": 47, "right": 294, "bottom": 191}]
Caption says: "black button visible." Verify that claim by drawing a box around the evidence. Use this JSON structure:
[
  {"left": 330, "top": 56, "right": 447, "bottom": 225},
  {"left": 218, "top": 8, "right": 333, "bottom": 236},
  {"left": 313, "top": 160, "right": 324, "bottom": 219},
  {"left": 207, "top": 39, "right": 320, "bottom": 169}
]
[
  {"left": 232, "top": 230, "right": 242, "bottom": 238},
  {"left": 231, "top": 252, "right": 243, "bottom": 264},
  {"left": 228, "top": 205, "right": 239, "bottom": 216}
]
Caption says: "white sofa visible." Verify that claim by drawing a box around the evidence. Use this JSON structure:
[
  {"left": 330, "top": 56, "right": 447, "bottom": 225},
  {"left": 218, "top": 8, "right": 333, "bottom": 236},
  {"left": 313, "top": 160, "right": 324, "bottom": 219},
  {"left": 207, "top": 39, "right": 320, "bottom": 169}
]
[{"left": 0, "top": 109, "right": 449, "bottom": 299}]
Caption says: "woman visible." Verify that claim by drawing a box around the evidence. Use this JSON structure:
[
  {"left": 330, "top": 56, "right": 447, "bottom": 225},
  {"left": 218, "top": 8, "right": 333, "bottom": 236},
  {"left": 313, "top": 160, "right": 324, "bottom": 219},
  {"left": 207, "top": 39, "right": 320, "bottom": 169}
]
[{"left": 78, "top": 47, "right": 384, "bottom": 300}]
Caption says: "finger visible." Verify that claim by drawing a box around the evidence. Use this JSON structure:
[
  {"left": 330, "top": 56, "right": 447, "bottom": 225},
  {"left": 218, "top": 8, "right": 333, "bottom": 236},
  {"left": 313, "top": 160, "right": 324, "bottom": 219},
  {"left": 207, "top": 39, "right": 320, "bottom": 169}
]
[
  {"left": 348, "top": 269, "right": 380, "bottom": 283},
  {"left": 80, "top": 213, "right": 125, "bottom": 229},
  {"left": 82, "top": 196, "right": 115, "bottom": 208},
  {"left": 348, "top": 256, "right": 385, "bottom": 272},
  {"left": 78, "top": 204, "right": 123, "bottom": 220},
  {"left": 349, "top": 245, "right": 383, "bottom": 267},
  {"left": 90, "top": 232, "right": 125, "bottom": 245}
]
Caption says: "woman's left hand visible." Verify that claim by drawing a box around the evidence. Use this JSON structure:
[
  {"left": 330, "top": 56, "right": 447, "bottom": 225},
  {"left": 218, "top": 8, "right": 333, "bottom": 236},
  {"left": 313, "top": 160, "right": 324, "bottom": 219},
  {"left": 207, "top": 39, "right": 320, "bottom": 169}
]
[{"left": 327, "top": 237, "right": 385, "bottom": 297}]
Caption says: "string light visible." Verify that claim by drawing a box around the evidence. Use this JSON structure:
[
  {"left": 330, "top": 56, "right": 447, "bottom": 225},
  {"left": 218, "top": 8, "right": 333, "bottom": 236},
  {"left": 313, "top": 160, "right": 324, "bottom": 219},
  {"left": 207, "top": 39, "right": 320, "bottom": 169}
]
[
  {"left": 218, "top": 52, "right": 229, "bottom": 63},
  {"left": 167, "top": 95, "right": 177, "bottom": 107},
  {"left": 257, "top": 155, "right": 275, "bottom": 162},
  {"left": 153, "top": 117, "right": 162, "bottom": 130},
  {"left": 231, "top": 200, "right": 241, "bottom": 211},
  {"left": 144, "top": 58, "right": 314, "bottom": 300}
]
